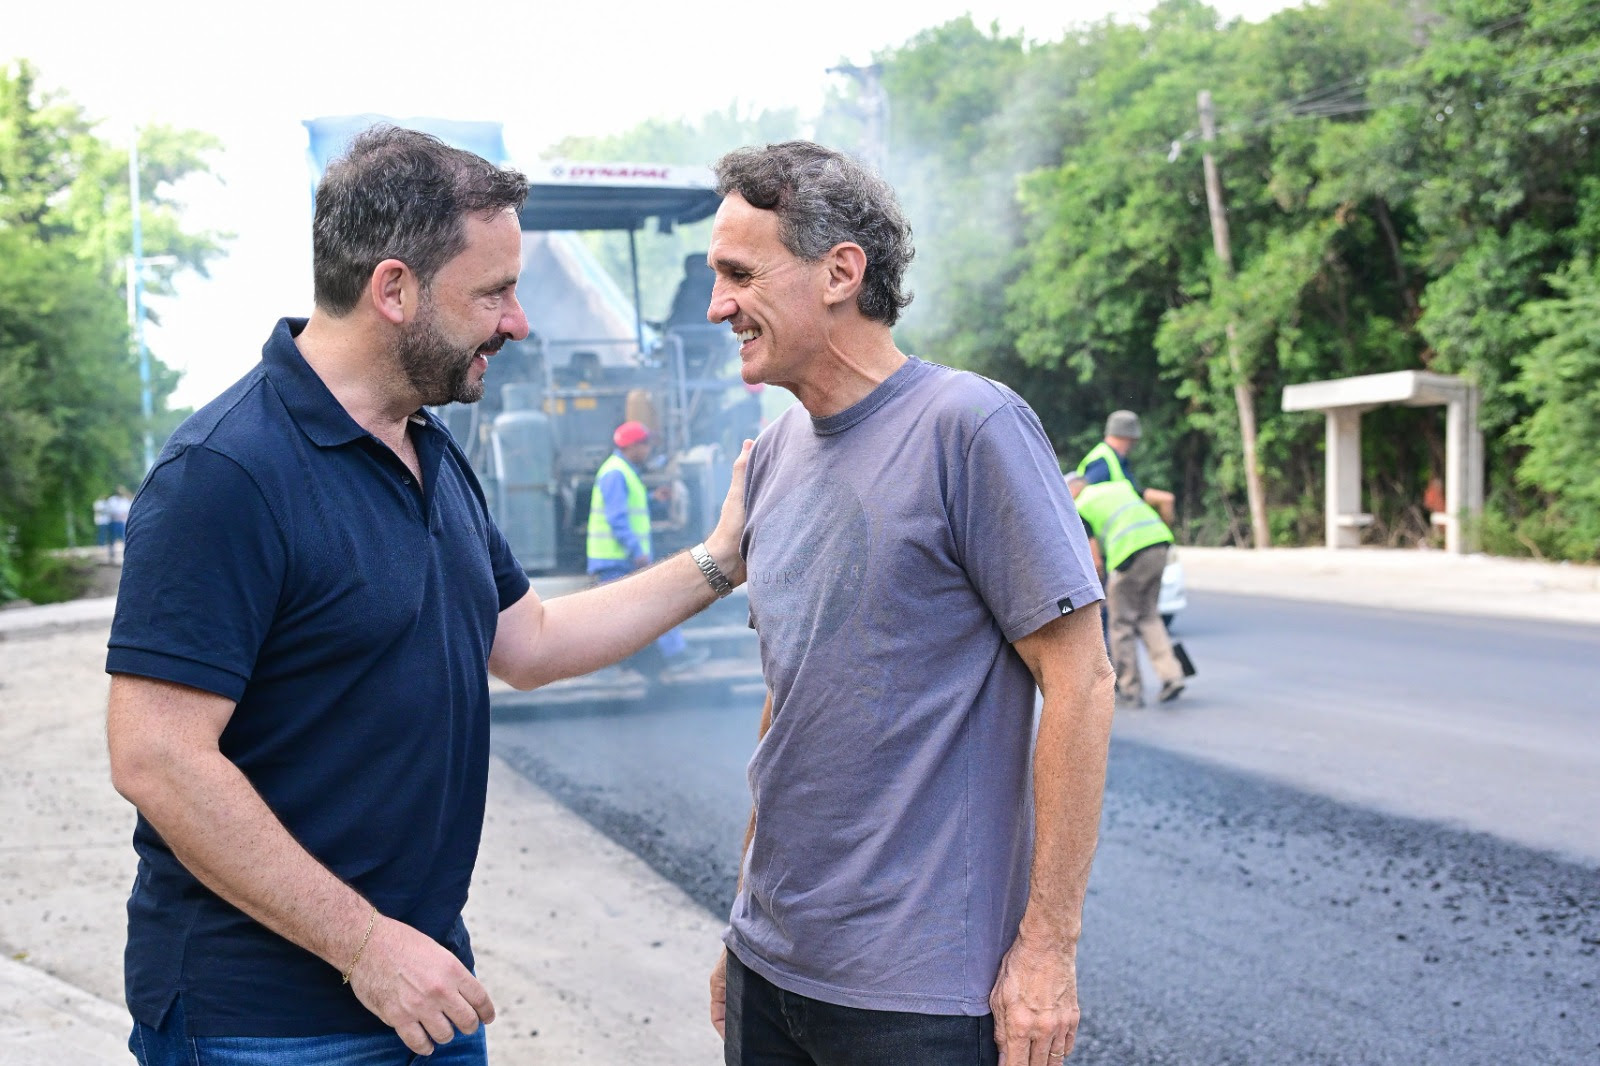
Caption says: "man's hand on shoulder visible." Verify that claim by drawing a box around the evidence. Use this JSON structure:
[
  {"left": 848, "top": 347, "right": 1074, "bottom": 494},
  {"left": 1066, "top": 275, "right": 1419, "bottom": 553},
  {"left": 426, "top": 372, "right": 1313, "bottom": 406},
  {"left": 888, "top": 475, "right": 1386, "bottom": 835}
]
[
  {"left": 705, "top": 440, "right": 754, "bottom": 586},
  {"left": 348, "top": 917, "right": 495, "bottom": 1056},
  {"left": 990, "top": 931, "right": 1080, "bottom": 1063}
]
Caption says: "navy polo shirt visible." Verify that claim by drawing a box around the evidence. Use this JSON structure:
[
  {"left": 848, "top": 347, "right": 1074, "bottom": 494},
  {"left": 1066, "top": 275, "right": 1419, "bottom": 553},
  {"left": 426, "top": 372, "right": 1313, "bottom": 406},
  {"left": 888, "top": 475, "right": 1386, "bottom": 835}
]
[{"left": 107, "top": 318, "right": 530, "bottom": 1036}]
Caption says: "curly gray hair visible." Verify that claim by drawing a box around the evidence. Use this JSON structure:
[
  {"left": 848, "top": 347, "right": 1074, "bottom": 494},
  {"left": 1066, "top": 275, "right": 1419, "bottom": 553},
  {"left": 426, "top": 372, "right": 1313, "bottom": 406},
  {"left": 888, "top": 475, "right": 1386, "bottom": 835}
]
[{"left": 713, "top": 141, "right": 914, "bottom": 326}]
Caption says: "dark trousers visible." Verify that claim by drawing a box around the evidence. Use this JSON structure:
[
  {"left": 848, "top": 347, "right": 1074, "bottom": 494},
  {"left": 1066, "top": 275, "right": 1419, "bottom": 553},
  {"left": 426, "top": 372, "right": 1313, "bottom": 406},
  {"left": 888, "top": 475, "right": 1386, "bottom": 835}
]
[
  {"left": 724, "top": 951, "right": 998, "bottom": 1066},
  {"left": 1107, "top": 543, "right": 1181, "bottom": 701}
]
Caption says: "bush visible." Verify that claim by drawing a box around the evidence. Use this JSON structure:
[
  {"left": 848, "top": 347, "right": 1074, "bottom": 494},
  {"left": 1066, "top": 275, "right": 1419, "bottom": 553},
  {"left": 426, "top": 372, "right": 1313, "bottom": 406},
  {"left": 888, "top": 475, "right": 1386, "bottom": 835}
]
[
  {"left": 0, "top": 531, "right": 20, "bottom": 604},
  {"left": 14, "top": 552, "right": 93, "bottom": 605},
  {"left": 1510, "top": 262, "right": 1600, "bottom": 562},
  {"left": 1475, "top": 507, "right": 1595, "bottom": 564}
]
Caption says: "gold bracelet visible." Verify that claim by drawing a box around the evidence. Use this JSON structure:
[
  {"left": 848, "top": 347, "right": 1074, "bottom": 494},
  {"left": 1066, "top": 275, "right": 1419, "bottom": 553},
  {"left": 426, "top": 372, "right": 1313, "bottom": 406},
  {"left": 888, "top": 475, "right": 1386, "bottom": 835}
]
[{"left": 341, "top": 905, "right": 378, "bottom": 985}]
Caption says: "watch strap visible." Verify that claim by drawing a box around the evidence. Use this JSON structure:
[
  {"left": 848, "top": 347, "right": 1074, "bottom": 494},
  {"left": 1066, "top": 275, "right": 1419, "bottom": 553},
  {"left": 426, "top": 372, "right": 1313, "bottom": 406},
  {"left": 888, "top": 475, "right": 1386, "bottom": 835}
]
[{"left": 690, "top": 542, "right": 733, "bottom": 598}]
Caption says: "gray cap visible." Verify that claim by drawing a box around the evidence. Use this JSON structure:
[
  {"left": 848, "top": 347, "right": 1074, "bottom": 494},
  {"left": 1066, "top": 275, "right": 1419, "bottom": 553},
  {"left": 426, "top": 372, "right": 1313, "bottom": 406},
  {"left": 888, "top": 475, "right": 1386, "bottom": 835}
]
[{"left": 1106, "top": 409, "right": 1142, "bottom": 439}]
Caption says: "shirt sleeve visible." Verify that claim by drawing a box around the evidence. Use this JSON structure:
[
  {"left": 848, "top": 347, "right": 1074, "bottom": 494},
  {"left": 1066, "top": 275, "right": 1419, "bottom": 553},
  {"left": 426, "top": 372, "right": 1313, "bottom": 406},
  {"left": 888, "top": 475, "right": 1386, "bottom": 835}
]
[
  {"left": 598, "top": 467, "right": 643, "bottom": 559},
  {"left": 1082, "top": 457, "right": 1111, "bottom": 485},
  {"left": 953, "top": 403, "right": 1105, "bottom": 644},
  {"left": 105, "top": 446, "right": 287, "bottom": 702},
  {"left": 486, "top": 514, "right": 531, "bottom": 611}
]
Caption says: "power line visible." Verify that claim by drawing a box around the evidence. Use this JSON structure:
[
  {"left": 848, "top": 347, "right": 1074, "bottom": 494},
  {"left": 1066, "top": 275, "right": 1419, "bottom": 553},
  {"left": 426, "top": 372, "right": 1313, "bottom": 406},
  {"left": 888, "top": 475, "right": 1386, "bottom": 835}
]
[
  {"left": 1058, "top": 4, "right": 1600, "bottom": 172},
  {"left": 1234, "top": 10, "right": 1537, "bottom": 130},
  {"left": 1227, "top": 4, "right": 1600, "bottom": 137}
]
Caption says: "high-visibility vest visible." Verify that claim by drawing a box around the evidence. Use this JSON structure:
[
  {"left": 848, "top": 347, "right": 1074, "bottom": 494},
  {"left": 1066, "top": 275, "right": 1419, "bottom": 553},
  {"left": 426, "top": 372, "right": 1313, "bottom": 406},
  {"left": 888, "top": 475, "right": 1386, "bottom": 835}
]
[
  {"left": 1075, "top": 479, "right": 1173, "bottom": 571},
  {"left": 586, "top": 454, "right": 651, "bottom": 562},
  {"left": 1076, "top": 440, "right": 1130, "bottom": 484}
]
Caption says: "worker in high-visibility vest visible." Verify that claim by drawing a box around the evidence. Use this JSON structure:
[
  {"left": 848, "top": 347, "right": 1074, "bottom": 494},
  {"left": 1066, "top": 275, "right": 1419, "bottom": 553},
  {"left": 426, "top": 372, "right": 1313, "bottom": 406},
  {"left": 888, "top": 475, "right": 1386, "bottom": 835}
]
[
  {"left": 588, "top": 420, "right": 656, "bottom": 575},
  {"left": 587, "top": 421, "right": 702, "bottom": 673},
  {"left": 1067, "top": 471, "right": 1186, "bottom": 706},
  {"left": 1076, "top": 409, "right": 1176, "bottom": 524}
]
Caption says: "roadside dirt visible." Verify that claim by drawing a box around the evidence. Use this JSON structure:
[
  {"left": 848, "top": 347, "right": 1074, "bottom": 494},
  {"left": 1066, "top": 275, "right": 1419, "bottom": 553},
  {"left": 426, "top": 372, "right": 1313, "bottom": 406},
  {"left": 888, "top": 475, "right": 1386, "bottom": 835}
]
[{"left": 0, "top": 613, "right": 725, "bottom": 1065}]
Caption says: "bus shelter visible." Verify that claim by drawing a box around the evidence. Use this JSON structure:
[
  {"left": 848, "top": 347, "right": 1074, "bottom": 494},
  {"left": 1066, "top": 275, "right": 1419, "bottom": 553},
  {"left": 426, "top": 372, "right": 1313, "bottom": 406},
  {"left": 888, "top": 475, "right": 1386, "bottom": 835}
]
[{"left": 1281, "top": 370, "right": 1483, "bottom": 554}]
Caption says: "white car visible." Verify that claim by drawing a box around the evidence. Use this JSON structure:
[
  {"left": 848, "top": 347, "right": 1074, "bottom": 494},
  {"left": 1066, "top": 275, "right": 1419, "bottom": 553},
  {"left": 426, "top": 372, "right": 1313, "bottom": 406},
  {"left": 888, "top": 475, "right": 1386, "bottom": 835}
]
[{"left": 1159, "top": 547, "right": 1187, "bottom": 628}]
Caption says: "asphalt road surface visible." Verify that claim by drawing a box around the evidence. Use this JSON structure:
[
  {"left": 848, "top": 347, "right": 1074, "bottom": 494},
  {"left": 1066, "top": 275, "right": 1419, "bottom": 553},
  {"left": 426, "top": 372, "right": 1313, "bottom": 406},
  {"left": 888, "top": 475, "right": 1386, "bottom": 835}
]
[{"left": 492, "top": 592, "right": 1600, "bottom": 1065}]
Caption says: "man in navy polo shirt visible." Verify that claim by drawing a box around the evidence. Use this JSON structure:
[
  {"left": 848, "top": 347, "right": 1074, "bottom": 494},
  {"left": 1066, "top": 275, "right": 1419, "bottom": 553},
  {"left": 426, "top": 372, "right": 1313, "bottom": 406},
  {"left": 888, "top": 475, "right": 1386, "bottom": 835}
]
[{"left": 105, "top": 127, "right": 748, "bottom": 1065}]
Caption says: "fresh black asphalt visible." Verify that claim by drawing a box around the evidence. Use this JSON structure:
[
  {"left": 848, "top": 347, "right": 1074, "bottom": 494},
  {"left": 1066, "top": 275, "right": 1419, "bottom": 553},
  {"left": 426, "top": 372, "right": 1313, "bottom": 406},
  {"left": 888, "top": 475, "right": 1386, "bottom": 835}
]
[{"left": 491, "top": 593, "right": 1600, "bottom": 1064}]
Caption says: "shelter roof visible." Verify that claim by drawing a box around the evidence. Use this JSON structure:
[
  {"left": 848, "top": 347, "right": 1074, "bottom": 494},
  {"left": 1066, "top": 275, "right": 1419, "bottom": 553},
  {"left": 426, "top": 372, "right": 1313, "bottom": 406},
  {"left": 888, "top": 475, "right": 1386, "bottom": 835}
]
[{"left": 1282, "top": 370, "right": 1474, "bottom": 412}]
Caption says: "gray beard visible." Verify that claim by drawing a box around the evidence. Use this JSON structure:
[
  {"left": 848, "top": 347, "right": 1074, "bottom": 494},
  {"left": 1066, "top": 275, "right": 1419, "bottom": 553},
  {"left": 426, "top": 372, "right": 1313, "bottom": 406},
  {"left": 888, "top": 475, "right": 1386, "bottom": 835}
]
[{"left": 396, "top": 311, "right": 483, "bottom": 406}]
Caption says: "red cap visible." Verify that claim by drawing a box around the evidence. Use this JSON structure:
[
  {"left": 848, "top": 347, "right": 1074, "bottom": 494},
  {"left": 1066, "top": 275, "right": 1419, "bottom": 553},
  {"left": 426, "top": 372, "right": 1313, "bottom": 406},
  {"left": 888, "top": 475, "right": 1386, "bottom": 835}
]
[{"left": 613, "top": 421, "right": 651, "bottom": 448}]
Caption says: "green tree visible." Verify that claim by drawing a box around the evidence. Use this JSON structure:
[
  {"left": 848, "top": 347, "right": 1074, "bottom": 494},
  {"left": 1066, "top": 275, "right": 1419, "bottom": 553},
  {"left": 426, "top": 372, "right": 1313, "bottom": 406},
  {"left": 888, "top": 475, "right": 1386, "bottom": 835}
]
[
  {"left": 0, "top": 60, "right": 226, "bottom": 601},
  {"left": 873, "top": 0, "right": 1600, "bottom": 557},
  {"left": 1509, "top": 257, "right": 1600, "bottom": 560},
  {"left": 511, "top": 0, "right": 1600, "bottom": 560},
  {"left": 871, "top": 17, "right": 1031, "bottom": 372},
  {"left": 1371, "top": 0, "right": 1600, "bottom": 553}
]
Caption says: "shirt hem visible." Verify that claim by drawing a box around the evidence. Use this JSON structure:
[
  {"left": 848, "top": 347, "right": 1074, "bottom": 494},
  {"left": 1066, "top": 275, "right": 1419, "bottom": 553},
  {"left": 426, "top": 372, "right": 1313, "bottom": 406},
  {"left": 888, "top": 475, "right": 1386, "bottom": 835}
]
[
  {"left": 1002, "top": 579, "right": 1106, "bottom": 644},
  {"left": 724, "top": 932, "right": 991, "bottom": 1017},
  {"left": 106, "top": 646, "right": 248, "bottom": 703}
]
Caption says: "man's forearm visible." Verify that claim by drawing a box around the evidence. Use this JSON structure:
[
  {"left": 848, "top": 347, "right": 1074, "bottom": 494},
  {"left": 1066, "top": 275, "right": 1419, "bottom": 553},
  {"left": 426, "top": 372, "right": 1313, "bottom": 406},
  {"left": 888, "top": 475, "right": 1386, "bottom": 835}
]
[
  {"left": 110, "top": 675, "right": 493, "bottom": 1049},
  {"left": 494, "top": 440, "right": 751, "bottom": 691},
  {"left": 117, "top": 734, "right": 370, "bottom": 972},
  {"left": 1143, "top": 488, "right": 1176, "bottom": 526},
  {"left": 1017, "top": 657, "right": 1116, "bottom": 946},
  {"left": 547, "top": 549, "right": 720, "bottom": 662},
  {"left": 501, "top": 535, "right": 740, "bottom": 689}
]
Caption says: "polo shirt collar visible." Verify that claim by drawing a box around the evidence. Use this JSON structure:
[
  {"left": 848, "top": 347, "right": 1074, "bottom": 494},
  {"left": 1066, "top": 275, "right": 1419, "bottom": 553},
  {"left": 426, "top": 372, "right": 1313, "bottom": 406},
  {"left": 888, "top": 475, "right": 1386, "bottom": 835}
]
[{"left": 263, "top": 317, "right": 400, "bottom": 448}]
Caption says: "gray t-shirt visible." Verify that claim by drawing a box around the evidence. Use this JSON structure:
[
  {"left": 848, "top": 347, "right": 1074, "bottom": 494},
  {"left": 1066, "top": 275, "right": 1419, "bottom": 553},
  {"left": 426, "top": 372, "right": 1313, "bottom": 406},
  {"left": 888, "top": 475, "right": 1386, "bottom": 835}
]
[{"left": 726, "top": 356, "right": 1102, "bottom": 1015}]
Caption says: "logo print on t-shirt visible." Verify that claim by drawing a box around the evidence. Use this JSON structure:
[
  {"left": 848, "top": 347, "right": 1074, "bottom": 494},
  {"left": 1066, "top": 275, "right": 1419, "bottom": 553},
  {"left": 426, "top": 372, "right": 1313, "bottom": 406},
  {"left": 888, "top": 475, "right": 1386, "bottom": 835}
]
[{"left": 752, "top": 472, "right": 870, "bottom": 648}]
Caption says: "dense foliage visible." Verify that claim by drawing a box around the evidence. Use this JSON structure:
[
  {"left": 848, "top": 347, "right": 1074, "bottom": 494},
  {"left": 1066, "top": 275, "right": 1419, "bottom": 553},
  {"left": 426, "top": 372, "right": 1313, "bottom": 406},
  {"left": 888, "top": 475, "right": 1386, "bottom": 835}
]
[
  {"left": 10, "top": 0, "right": 1590, "bottom": 590},
  {"left": 0, "top": 61, "right": 225, "bottom": 601},
  {"left": 869, "top": 0, "right": 1599, "bottom": 558}
]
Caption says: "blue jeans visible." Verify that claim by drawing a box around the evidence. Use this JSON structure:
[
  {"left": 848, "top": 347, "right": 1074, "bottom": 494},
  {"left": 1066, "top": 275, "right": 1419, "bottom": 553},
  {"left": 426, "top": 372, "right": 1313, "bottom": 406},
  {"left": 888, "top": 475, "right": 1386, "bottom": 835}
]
[
  {"left": 129, "top": 994, "right": 488, "bottom": 1065},
  {"left": 724, "top": 951, "right": 998, "bottom": 1065}
]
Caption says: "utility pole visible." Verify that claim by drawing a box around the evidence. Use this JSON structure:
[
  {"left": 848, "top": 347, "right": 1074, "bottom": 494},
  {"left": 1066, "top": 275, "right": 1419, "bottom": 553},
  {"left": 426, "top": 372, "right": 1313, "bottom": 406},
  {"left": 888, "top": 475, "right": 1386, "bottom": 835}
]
[
  {"left": 129, "top": 134, "right": 153, "bottom": 473},
  {"left": 1197, "top": 90, "right": 1270, "bottom": 549},
  {"left": 126, "top": 134, "right": 177, "bottom": 475}
]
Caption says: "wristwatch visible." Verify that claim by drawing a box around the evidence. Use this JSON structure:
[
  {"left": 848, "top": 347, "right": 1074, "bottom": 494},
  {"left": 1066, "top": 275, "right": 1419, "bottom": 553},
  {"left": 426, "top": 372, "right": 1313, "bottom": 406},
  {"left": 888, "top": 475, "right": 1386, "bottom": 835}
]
[{"left": 689, "top": 542, "right": 733, "bottom": 598}]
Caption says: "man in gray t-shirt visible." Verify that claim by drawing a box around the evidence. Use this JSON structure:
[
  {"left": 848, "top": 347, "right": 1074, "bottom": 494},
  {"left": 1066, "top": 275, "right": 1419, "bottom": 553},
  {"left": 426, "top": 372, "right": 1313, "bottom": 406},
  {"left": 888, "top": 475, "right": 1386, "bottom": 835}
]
[{"left": 704, "top": 141, "right": 1116, "bottom": 1066}]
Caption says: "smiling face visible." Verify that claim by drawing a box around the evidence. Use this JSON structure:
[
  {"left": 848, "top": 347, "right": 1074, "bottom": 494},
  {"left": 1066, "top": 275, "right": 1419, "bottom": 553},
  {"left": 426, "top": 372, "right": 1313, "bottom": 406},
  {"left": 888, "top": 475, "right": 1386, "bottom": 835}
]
[
  {"left": 396, "top": 208, "right": 528, "bottom": 406},
  {"left": 705, "top": 192, "right": 830, "bottom": 393}
]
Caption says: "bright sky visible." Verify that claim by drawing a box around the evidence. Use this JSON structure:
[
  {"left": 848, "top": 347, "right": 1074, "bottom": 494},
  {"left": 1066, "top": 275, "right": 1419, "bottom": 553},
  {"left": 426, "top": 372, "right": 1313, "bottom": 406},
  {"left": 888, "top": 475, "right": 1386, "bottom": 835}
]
[{"left": 10, "top": 0, "right": 1291, "bottom": 407}]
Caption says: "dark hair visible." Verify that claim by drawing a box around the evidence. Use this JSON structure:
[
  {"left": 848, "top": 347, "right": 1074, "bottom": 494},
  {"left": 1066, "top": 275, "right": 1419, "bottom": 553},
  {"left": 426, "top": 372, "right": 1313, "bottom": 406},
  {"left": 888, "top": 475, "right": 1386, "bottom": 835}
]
[
  {"left": 312, "top": 126, "right": 528, "bottom": 315},
  {"left": 713, "top": 141, "right": 914, "bottom": 326}
]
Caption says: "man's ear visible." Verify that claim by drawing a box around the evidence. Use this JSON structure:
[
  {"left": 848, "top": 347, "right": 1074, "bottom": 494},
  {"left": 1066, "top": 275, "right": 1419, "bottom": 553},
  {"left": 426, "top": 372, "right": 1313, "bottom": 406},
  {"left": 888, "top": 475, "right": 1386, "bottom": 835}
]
[
  {"left": 821, "top": 242, "right": 867, "bottom": 309},
  {"left": 369, "top": 258, "right": 416, "bottom": 325}
]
